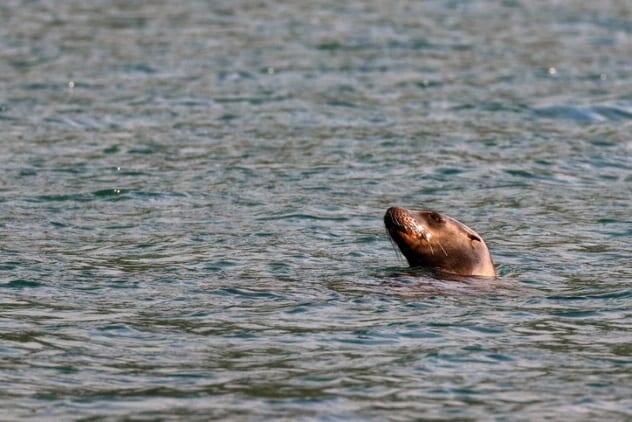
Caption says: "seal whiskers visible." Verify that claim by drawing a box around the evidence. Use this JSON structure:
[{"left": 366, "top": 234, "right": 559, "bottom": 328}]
[
  {"left": 438, "top": 242, "right": 448, "bottom": 257},
  {"left": 386, "top": 229, "right": 405, "bottom": 264},
  {"left": 427, "top": 240, "right": 435, "bottom": 256}
]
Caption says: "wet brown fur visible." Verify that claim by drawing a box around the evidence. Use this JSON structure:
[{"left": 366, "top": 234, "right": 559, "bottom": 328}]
[{"left": 384, "top": 207, "right": 496, "bottom": 277}]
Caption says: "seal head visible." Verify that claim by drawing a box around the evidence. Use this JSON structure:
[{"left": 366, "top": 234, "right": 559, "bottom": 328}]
[{"left": 384, "top": 207, "right": 495, "bottom": 277}]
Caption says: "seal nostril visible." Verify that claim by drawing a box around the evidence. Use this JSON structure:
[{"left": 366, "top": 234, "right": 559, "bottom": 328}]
[
  {"left": 384, "top": 207, "right": 401, "bottom": 226},
  {"left": 385, "top": 207, "right": 401, "bottom": 220}
]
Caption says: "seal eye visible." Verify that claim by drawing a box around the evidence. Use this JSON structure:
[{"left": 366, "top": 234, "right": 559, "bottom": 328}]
[{"left": 429, "top": 212, "right": 444, "bottom": 224}]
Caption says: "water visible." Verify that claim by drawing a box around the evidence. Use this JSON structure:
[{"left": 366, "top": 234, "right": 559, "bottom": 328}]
[{"left": 1, "top": 0, "right": 631, "bottom": 419}]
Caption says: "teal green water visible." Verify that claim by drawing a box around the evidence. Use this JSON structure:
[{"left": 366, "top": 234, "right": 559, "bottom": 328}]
[{"left": 1, "top": 1, "right": 631, "bottom": 419}]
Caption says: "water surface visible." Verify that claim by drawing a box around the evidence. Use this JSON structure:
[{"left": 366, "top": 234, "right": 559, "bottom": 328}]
[{"left": 1, "top": 0, "right": 631, "bottom": 419}]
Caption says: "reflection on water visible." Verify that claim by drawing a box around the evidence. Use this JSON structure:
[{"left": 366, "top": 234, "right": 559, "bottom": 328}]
[{"left": 1, "top": 0, "right": 631, "bottom": 419}]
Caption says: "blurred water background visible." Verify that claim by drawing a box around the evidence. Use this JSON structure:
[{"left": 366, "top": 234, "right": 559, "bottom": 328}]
[{"left": 1, "top": 0, "right": 631, "bottom": 419}]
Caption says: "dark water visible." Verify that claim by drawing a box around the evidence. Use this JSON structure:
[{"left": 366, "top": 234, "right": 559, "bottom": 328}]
[{"left": 1, "top": 0, "right": 631, "bottom": 419}]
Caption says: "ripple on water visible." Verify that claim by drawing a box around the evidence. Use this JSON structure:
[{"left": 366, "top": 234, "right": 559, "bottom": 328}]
[{"left": 533, "top": 103, "right": 632, "bottom": 124}]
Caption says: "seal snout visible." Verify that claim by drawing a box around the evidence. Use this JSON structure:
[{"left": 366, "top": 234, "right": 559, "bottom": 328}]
[{"left": 384, "top": 207, "right": 416, "bottom": 233}]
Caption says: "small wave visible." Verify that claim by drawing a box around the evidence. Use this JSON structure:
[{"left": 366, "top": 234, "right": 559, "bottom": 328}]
[
  {"left": 256, "top": 213, "right": 349, "bottom": 222},
  {"left": 534, "top": 103, "right": 632, "bottom": 124},
  {"left": 1, "top": 279, "right": 42, "bottom": 289}
]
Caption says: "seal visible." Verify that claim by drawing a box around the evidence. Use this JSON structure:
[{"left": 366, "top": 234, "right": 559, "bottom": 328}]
[{"left": 384, "top": 207, "right": 496, "bottom": 277}]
